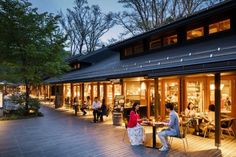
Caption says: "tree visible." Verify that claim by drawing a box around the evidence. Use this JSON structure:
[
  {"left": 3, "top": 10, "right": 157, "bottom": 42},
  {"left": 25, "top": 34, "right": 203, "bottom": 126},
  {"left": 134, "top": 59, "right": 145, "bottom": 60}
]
[
  {"left": 0, "top": 0, "right": 69, "bottom": 111},
  {"left": 60, "top": 0, "right": 115, "bottom": 56},
  {"left": 116, "top": 0, "right": 225, "bottom": 37}
]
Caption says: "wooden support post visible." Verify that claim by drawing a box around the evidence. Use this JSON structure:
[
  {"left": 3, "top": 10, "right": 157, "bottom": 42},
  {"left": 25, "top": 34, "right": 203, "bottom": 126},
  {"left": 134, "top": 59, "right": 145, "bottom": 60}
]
[
  {"left": 81, "top": 83, "right": 84, "bottom": 105},
  {"left": 154, "top": 78, "right": 160, "bottom": 121},
  {"left": 215, "top": 73, "right": 221, "bottom": 148},
  {"left": 97, "top": 82, "right": 100, "bottom": 100},
  {"left": 71, "top": 83, "right": 74, "bottom": 107},
  {"left": 104, "top": 83, "right": 107, "bottom": 105},
  {"left": 146, "top": 81, "right": 150, "bottom": 119},
  {"left": 180, "top": 77, "right": 184, "bottom": 113},
  {"left": 91, "top": 84, "right": 94, "bottom": 102}
]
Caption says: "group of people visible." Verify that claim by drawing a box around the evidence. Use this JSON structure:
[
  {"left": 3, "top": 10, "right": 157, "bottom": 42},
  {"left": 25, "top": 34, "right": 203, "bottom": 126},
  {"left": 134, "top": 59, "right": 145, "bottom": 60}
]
[
  {"left": 127, "top": 102, "right": 180, "bottom": 152},
  {"left": 73, "top": 96, "right": 108, "bottom": 123},
  {"left": 127, "top": 101, "right": 216, "bottom": 152}
]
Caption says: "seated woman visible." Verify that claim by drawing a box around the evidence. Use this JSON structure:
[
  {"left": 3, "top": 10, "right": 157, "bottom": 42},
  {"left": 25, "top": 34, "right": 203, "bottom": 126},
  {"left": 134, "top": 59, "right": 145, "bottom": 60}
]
[
  {"left": 185, "top": 102, "right": 196, "bottom": 118},
  {"left": 127, "top": 102, "right": 144, "bottom": 146},
  {"left": 200, "top": 104, "right": 215, "bottom": 137}
]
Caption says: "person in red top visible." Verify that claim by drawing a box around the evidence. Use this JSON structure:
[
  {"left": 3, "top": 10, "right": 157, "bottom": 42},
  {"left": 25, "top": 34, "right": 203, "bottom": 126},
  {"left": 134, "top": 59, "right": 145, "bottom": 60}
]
[{"left": 127, "top": 102, "right": 144, "bottom": 145}]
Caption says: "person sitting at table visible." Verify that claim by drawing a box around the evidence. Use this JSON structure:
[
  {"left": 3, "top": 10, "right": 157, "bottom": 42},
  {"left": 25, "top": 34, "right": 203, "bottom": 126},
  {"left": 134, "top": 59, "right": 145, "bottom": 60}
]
[
  {"left": 185, "top": 102, "right": 196, "bottom": 118},
  {"left": 127, "top": 102, "right": 144, "bottom": 146},
  {"left": 200, "top": 104, "right": 215, "bottom": 137},
  {"left": 92, "top": 97, "right": 101, "bottom": 123},
  {"left": 158, "top": 102, "right": 180, "bottom": 152}
]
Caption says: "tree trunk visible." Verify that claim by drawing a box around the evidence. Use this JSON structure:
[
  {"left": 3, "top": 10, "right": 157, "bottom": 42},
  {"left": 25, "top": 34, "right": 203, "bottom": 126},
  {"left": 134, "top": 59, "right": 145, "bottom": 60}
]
[{"left": 25, "top": 83, "right": 30, "bottom": 113}]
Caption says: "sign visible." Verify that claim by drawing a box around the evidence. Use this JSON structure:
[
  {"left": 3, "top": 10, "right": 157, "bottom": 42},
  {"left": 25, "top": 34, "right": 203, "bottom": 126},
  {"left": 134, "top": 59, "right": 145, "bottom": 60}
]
[
  {"left": 110, "top": 79, "right": 121, "bottom": 84},
  {"left": 0, "top": 92, "right": 3, "bottom": 108}
]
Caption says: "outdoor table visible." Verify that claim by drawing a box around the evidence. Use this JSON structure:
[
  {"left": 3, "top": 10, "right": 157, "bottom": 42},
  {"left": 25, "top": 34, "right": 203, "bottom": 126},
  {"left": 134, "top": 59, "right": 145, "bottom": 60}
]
[
  {"left": 141, "top": 121, "right": 165, "bottom": 149},
  {"left": 193, "top": 116, "right": 203, "bottom": 136}
]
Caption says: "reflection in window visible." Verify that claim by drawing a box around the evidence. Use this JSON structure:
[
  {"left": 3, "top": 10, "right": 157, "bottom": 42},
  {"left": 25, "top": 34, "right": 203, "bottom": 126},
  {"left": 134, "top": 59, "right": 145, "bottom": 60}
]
[
  {"left": 210, "top": 80, "right": 232, "bottom": 113},
  {"left": 209, "top": 19, "right": 230, "bottom": 34},
  {"left": 187, "top": 27, "right": 204, "bottom": 40},
  {"left": 163, "top": 34, "right": 177, "bottom": 46}
]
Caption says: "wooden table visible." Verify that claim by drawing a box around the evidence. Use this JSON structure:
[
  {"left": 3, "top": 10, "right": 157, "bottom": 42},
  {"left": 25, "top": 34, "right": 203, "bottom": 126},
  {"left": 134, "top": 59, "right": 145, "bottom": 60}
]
[{"left": 142, "top": 122, "right": 165, "bottom": 149}]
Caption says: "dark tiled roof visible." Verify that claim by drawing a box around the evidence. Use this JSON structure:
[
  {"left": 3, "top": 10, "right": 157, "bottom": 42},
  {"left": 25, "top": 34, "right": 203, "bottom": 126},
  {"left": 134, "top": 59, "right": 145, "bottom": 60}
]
[{"left": 45, "top": 35, "right": 236, "bottom": 84}]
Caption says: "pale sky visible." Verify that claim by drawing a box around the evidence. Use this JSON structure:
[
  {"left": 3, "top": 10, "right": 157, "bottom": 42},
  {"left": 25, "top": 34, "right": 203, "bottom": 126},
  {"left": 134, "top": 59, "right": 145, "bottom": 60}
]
[{"left": 28, "top": 0, "right": 125, "bottom": 43}]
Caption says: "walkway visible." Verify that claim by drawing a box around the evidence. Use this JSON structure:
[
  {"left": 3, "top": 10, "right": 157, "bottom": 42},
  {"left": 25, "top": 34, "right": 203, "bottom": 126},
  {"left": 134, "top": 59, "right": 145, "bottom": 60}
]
[{"left": 0, "top": 105, "right": 235, "bottom": 157}]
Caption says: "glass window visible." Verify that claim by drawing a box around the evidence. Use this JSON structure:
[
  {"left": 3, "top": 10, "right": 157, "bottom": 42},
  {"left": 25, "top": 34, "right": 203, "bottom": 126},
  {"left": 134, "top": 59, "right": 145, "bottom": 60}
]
[
  {"left": 84, "top": 84, "right": 91, "bottom": 100},
  {"left": 114, "top": 84, "right": 121, "bottom": 96},
  {"left": 187, "top": 27, "right": 204, "bottom": 40},
  {"left": 124, "top": 47, "right": 132, "bottom": 56},
  {"left": 107, "top": 85, "right": 113, "bottom": 105},
  {"left": 165, "top": 82, "right": 179, "bottom": 113},
  {"left": 133, "top": 43, "right": 144, "bottom": 54},
  {"left": 163, "top": 34, "right": 177, "bottom": 46},
  {"left": 150, "top": 39, "right": 161, "bottom": 49},
  {"left": 99, "top": 85, "right": 104, "bottom": 101},
  {"left": 186, "top": 81, "right": 204, "bottom": 112},
  {"left": 126, "top": 82, "right": 140, "bottom": 103},
  {"left": 209, "top": 19, "right": 230, "bottom": 34},
  {"left": 93, "top": 85, "right": 97, "bottom": 98},
  {"left": 210, "top": 80, "right": 232, "bottom": 113}
]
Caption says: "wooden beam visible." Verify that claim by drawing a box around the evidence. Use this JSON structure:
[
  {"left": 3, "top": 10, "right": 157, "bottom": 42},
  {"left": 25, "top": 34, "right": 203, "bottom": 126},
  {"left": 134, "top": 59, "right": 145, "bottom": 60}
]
[
  {"left": 104, "top": 83, "right": 107, "bottom": 105},
  {"left": 81, "top": 83, "right": 84, "bottom": 105},
  {"left": 215, "top": 73, "right": 221, "bottom": 148},
  {"left": 146, "top": 81, "right": 150, "bottom": 119},
  {"left": 180, "top": 77, "right": 184, "bottom": 113},
  {"left": 154, "top": 78, "right": 160, "bottom": 121},
  {"left": 97, "top": 82, "right": 100, "bottom": 100},
  {"left": 70, "top": 83, "right": 74, "bottom": 106}
]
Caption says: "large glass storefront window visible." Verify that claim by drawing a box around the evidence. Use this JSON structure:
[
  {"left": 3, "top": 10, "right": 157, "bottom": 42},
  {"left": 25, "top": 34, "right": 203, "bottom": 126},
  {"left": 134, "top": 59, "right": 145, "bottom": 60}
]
[
  {"left": 186, "top": 81, "right": 204, "bottom": 112},
  {"left": 210, "top": 80, "right": 232, "bottom": 113},
  {"left": 99, "top": 85, "right": 104, "bottom": 101},
  {"left": 93, "top": 85, "right": 98, "bottom": 98},
  {"left": 84, "top": 84, "right": 91, "bottom": 100},
  {"left": 165, "top": 82, "right": 179, "bottom": 113},
  {"left": 107, "top": 85, "right": 113, "bottom": 105},
  {"left": 126, "top": 82, "right": 140, "bottom": 104},
  {"left": 114, "top": 84, "right": 121, "bottom": 96}
]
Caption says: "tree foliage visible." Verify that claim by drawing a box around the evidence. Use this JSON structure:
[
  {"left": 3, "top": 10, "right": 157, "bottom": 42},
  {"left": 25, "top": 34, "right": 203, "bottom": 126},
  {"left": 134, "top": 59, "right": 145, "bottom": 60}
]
[
  {"left": 60, "top": 0, "right": 115, "bottom": 56},
  {"left": 0, "top": 0, "right": 70, "bottom": 110},
  {"left": 116, "top": 0, "right": 225, "bottom": 37}
]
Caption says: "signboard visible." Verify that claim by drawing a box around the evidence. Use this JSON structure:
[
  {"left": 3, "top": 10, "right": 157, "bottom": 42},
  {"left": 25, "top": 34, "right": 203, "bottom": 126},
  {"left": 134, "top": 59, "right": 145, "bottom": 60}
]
[{"left": 0, "top": 92, "right": 3, "bottom": 108}]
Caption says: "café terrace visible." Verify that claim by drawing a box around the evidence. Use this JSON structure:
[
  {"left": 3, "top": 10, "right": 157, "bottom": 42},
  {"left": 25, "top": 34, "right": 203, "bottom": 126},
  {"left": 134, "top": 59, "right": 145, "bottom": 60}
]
[{"left": 39, "top": 0, "right": 236, "bottom": 148}]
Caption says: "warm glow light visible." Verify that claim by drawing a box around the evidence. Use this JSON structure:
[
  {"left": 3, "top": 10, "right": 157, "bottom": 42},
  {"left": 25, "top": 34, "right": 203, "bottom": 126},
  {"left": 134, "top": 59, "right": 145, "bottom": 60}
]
[
  {"left": 141, "top": 82, "right": 146, "bottom": 90},
  {"left": 210, "top": 84, "right": 224, "bottom": 90}
]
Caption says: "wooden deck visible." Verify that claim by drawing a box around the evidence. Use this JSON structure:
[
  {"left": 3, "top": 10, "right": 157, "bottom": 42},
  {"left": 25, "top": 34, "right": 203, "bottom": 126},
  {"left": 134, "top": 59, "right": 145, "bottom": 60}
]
[
  {"left": 48, "top": 103, "right": 236, "bottom": 157},
  {"left": 2, "top": 102, "right": 233, "bottom": 157}
]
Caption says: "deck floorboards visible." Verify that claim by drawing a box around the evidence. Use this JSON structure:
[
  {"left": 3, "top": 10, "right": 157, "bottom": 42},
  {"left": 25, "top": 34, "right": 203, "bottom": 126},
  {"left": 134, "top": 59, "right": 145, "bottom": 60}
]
[{"left": 0, "top": 105, "right": 235, "bottom": 157}]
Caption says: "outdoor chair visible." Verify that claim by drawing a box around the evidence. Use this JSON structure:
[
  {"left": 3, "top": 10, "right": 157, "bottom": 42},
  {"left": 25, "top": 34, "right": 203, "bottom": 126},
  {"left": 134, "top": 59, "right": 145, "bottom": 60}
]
[
  {"left": 169, "top": 121, "right": 189, "bottom": 152},
  {"left": 123, "top": 122, "right": 128, "bottom": 141},
  {"left": 221, "top": 118, "right": 235, "bottom": 138}
]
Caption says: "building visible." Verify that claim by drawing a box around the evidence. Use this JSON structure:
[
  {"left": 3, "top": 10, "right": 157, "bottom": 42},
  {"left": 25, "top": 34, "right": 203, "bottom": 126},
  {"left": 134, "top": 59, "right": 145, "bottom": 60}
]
[{"left": 44, "top": 0, "right": 236, "bottom": 147}]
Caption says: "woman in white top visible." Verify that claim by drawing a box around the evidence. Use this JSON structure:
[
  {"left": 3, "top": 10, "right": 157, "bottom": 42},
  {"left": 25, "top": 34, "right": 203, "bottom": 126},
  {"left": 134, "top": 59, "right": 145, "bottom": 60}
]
[{"left": 185, "top": 102, "right": 196, "bottom": 118}]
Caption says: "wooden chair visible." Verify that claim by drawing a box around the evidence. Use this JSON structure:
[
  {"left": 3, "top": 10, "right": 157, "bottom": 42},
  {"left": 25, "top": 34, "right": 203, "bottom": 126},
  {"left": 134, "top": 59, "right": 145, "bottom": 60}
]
[
  {"left": 169, "top": 121, "right": 189, "bottom": 152},
  {"left": 123, "top": 122, "right": 128, "bottom": 141},
  {"left": 221, "top": 118, "right": 235, "bottom": 138}
]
